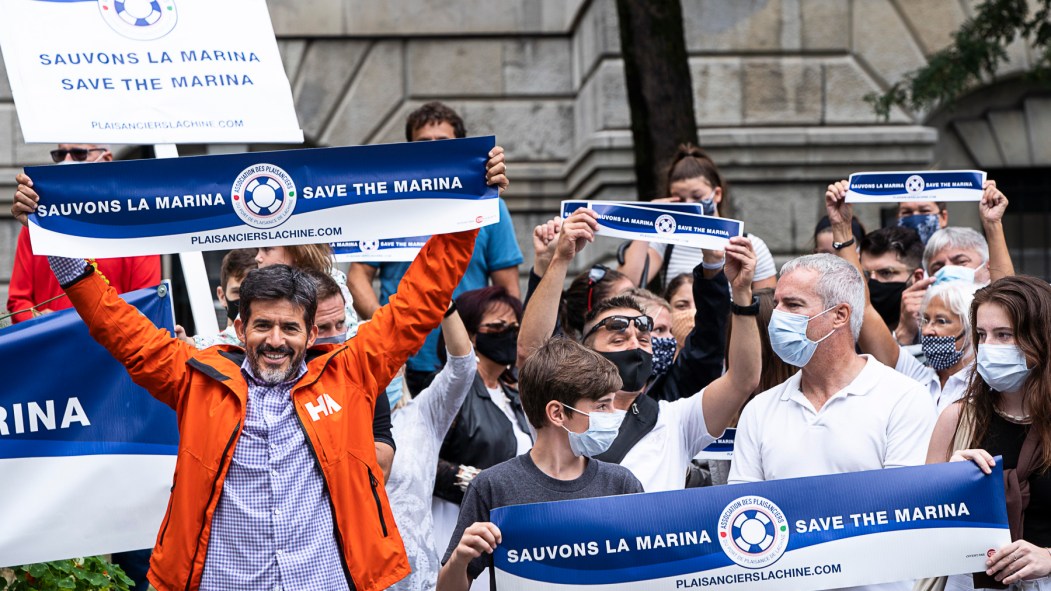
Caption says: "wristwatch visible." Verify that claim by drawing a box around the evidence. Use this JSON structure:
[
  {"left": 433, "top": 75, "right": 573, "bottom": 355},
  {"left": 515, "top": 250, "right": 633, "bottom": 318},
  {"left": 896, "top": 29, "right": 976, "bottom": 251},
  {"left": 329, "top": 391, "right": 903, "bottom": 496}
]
[
  {"left": 731, "top": 296, "right": 760, "bottom": 316},
  {"left": 832, "top": 237, "right": 856, "bottom": 250}
]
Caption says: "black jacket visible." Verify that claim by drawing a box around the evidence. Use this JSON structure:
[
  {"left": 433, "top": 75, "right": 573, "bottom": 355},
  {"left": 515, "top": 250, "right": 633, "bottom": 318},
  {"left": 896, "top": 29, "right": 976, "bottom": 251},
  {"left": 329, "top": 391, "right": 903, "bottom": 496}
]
[{"left": 434, "top": 374, "right": 531, "bottom": 504}]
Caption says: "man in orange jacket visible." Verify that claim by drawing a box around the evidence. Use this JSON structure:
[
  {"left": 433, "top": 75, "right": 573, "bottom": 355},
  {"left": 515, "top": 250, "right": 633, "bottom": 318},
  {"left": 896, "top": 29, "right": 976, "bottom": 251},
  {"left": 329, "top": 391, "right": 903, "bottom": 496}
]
[{"left": 11, "top": 144, "right": 507, "bottom": 590}]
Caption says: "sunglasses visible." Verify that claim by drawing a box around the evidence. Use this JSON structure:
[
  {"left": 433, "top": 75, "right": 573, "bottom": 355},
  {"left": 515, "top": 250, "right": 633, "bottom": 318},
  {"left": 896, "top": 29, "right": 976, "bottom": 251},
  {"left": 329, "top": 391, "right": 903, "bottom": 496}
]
[
  {"left": 582, "top": 314, "right": 654, "bottom": 342},
  {"left": 478, "top": 321, "right": 520, "bottom": 334},
  {"left": 50, "top": 148, "right": 107, "bottom": 163},
  {"left": 586, "top": 265, "right": 609, "bottom": 312}
]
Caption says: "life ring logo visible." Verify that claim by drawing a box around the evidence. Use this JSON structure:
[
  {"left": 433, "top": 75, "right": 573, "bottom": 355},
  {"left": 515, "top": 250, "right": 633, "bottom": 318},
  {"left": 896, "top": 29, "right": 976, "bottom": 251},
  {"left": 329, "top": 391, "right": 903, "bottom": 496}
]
[
  {"left": 655, "top": 214, "right": 677, "bottom": 235},
  {"left": 97, "top": 0, "right": 178, "bottom": 41},
  {"left": 231, "top": 164, "right": 298, "bottom": 229},
  {"left": 717, "top": 495, "right": 790, "bottom": 569},
  {"left": 358, "top": 240, "right": 379, "bottom": 253},
  {"left": 905, "top": 174, "right": 926, "bottom": 195}
]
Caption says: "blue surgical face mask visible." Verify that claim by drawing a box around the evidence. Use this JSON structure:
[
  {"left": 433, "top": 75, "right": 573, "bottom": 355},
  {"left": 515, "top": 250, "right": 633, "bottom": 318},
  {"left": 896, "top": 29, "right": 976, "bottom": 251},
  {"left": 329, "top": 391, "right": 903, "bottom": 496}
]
[
  {"left": 562, "top": 404, "right": 626, "bottom": 457},
  {"left": 650, "top": 336, "right": 677, "bottom": 376},
  {"left": 932, "top": 262, "right": 985, "bottom": 286},
  {"left": 898, "top": 214, "right": 940, "bottom": 245},
  {"left": 314, "top": 333, "right": 347, "bottom": 345},
  {"left": 976, "top": 345, "right": 1030, "bottom": 393},
  {"left": 386, "top": 375, "right": 404, "bottom": 410},
  {"left": 767, "top": 306, "right": 838, "bottom": 367},
  {"left": 699, "top": 195, "right": 717, "bottom": 216}
]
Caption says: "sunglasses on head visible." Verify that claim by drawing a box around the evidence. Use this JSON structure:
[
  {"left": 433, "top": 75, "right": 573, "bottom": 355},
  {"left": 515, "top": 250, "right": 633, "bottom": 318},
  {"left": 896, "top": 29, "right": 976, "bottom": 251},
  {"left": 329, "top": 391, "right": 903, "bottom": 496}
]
[
  {"left": 586, "top": 264, "right": 609, "bottom": 312},
  {"left": 50, "top": 148, "right": 106, "bottom": 163},
  {"left": 582, "top": 314, "right": 653, "bottom": 342}
]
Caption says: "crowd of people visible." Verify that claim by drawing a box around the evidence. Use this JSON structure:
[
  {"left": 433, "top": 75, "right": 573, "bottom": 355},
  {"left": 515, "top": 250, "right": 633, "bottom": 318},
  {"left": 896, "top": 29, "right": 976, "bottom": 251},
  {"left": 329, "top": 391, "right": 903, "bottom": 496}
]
[{"left": 5, "top": 102, "right": 1051, "bottom": 591}]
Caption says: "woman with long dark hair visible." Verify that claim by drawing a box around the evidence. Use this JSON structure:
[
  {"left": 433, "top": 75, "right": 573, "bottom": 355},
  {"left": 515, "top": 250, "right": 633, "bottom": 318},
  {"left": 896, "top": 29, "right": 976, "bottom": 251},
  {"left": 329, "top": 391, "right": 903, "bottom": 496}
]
[{"left": 927, "top": 276, "right": 1051, "bottom": 589}]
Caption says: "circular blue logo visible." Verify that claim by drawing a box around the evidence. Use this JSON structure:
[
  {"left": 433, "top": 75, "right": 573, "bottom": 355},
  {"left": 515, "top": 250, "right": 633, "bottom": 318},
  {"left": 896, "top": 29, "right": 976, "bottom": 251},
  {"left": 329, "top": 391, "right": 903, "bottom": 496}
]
[
  {"left": 655, "top": 214, "right": 677, "bottom": 235},
  {"left": 718, "top": 495, "right": 790, "bottom": 569},
  {"left": 98, "top": 0, "right": 178, "bottom": 40},
  {"left": 231, "top": 164, "right": 297, "bottom": 229}
]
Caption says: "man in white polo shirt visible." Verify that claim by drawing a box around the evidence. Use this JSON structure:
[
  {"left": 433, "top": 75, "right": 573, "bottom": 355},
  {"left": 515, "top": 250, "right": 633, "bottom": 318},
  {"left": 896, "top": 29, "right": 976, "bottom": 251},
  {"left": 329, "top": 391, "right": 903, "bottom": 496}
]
[{"left": 729, "top": 254, "right": 935, "bottom": 591}]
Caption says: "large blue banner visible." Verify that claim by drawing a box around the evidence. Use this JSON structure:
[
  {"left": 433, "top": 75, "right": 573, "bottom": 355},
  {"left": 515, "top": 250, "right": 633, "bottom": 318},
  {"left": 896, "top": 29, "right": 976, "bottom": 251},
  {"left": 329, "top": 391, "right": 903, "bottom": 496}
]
[
  {"left": 0, "top": 283, "right": 179, "bottom": 566},
  {"left": 26, "top": 137, "right": 499, "bottom": 258},
  {"left": 492, "top": 461, "right": 1010, "bottom": 591}
]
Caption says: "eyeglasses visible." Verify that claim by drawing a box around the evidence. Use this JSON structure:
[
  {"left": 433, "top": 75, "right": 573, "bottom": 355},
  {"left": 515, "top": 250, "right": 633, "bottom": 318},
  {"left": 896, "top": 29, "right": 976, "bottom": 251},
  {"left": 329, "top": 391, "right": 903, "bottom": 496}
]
[
  {"left": 478, "top": 321, "right": 520, "bottom": 334},
  {"left": 582, "top": 314, "right": 653, "bottom": 342},
  {"left": 50, "top": 148, "right": 107, "bottom": 163},
  {"left": 586, "top": 265, "right": 609, "bottom": 312}
]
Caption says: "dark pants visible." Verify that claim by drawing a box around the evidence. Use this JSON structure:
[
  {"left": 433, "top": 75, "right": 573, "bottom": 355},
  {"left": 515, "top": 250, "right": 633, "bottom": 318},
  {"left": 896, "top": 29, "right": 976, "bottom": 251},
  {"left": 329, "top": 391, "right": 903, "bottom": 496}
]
[{"left": 111, "top": 549, "right": 151, "bottom": 591}]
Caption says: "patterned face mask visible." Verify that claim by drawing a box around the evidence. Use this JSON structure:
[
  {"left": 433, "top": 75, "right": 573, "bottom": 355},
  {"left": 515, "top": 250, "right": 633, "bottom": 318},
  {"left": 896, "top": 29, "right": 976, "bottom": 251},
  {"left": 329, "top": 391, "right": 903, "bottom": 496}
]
[
  {"left": 650, "top": 336, "right": 677, "bottom": 376},
  {"left": 921, "top": 333, "right": 966, "bottom": 370}
]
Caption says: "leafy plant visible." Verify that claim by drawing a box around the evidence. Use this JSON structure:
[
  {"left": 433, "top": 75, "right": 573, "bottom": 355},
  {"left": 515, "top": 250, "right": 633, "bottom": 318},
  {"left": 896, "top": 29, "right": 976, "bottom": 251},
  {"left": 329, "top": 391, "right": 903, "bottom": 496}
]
[
  {"left": 867, "top": 0, "right": 1051, "bottom": 119},
  {"left": 0, "top": 557, "right": 134, "bottom": 591}
]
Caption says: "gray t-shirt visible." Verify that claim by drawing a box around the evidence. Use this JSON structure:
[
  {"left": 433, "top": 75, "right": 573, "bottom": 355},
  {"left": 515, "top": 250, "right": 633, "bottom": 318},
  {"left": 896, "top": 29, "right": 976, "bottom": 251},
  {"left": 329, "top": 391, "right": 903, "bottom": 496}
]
[{"left": 442, "top": 452, "right": 644, "bottom": 581}]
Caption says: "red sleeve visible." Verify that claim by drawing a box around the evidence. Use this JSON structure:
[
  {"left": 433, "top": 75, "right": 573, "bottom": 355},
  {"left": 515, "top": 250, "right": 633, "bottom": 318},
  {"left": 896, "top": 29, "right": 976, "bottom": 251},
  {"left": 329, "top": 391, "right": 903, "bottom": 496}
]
[
  {"left": 126, "top": 255, "right": 162, "bottom": 290},
  {"left": 7, "top": 228, "right": 39, "bottom": 323}
]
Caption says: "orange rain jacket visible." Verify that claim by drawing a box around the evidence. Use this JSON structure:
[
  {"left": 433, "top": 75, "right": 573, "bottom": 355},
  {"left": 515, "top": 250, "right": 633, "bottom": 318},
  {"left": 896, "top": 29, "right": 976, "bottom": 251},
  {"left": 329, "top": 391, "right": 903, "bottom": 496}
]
[{"left": 61, "top": 230, "right": 478, "bottom": 591}]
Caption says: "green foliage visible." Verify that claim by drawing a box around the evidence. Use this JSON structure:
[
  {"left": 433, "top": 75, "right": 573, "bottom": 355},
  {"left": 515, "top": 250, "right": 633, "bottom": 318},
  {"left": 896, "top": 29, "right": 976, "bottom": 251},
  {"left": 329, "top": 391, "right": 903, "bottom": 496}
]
[
  {"left": 0, "top": 557, "right": 134, "bottom": 591},
  {"left": 866, "top": 0, "right": 1051, "bottom": 119}
]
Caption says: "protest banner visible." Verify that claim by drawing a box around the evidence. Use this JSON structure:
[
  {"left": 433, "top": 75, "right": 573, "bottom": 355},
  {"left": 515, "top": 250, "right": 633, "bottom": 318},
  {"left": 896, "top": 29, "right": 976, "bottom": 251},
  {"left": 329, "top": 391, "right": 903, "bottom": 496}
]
[
  {"left": 562, "top": 200, "right": 743, "bottom": 250},
  {"left": 25, "top": 136, "right": 499, "bottom": 258},
  {"left": 695, "top": 428, "right": 735, "bottom": 461},
  {"left": 846, "top": 171, "right": 986, "bottom": 203},
  {"left": 331, "top": 236, "right": 430, "bottom": 263},
  {"left": 492, "top": 460, "right": 1010, "bottom": 591},
  {"left": 0, "top": 283, "right": 178, "bottom": 567},
  {"left": 0, "top": 0, "right": 302, "bottom": 144}
]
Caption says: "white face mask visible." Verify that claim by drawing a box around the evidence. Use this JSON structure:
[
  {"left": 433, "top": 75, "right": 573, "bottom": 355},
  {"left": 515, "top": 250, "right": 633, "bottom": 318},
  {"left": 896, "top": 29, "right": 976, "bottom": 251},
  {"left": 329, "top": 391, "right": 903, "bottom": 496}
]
[
  {"left": 976, "top": 344, "right": 1031, "bottom": 393},
  {"left": 561, "top": 404, "right": 626, "bottom": 457}
]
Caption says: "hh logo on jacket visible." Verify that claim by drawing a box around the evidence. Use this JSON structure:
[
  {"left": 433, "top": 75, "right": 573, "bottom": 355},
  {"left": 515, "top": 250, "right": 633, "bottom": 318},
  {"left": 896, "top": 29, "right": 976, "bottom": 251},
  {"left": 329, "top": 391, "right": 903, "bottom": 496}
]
[{"left": 306, "top": 393, "right": 342, "bottom": 422}]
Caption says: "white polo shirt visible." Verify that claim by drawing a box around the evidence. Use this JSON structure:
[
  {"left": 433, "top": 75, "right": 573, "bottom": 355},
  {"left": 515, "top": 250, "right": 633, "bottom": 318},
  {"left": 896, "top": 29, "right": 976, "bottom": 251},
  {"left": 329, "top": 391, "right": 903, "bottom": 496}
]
[
  {"left": 621, "top": 390, "right": 716, "bottom": 493},
  {"left": 893, "top": 346, "right": 973, "bottom": 415},
  {"left": 728, "top": 355, "right": 935, "bottom": 591}
]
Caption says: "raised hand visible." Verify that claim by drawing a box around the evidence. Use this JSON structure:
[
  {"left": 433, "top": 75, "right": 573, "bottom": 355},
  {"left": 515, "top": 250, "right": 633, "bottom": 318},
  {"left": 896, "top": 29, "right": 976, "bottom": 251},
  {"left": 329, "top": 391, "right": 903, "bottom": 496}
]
[
  {"left": 532, "top": 216, "right": 562, "bottom": 274},
  {"left": 554, "top": 208, "right": 598, "bottom": 262},
  {"left": 12, "top": 173, "right": 38, "bottom": 227},
  {"left": 979, "top": 179, "right": 1008, "bottom": 225},
  {"left": 485, "top": 146, "right": 509, "bottom": 194},
  {"left": 724, "top": 236, "right": 756, "bottom": 298},
  {"left": 824, "top": 180, "right": 853, "bottom": 227}
]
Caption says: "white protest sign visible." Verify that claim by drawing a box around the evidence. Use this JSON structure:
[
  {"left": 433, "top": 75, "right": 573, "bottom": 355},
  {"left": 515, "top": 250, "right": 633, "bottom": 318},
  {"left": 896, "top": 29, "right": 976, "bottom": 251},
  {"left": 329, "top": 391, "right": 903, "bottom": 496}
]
[{"left": 0, "top": 0, "right": 303, "bottom": 144}]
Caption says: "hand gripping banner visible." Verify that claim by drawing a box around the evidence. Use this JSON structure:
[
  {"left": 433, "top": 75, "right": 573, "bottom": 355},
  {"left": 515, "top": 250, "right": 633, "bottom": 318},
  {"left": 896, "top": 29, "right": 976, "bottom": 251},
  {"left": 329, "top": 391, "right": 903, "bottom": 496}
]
[
  {"left": 492, "top": 460, "right": 1010, "bottom": 591},
  {"left": 0, "top": 283, "right": 179, "bottom": 567},
  {"left": 562, "top": 200, "right": 744, "bottom": 250},
  {"left": 26, "top": 136, "right": 499, "bottom": 258}
]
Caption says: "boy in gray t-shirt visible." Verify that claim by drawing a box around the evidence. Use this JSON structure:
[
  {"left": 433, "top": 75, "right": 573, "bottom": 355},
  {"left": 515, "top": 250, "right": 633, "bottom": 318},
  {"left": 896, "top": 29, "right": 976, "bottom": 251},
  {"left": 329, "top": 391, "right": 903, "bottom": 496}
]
[{"left": 437, "top": 338, "right": 644, "bottom": 591}]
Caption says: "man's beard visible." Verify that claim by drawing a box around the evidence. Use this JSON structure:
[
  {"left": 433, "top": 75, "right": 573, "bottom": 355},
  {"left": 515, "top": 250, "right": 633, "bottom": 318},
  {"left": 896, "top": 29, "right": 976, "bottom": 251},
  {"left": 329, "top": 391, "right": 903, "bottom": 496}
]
[{"left": 249, "top": 343, "right": 305, "bottom": 384}]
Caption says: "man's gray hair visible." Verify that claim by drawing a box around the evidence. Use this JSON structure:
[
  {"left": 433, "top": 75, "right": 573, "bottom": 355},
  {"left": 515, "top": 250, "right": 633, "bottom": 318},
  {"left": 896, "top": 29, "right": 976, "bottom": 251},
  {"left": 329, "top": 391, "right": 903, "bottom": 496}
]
[
  {"left": 922, "top": 227, "right": 989, "bottom": 273},
  {"left": 779, "top": 254, "right": 864, "bottom": 339}
]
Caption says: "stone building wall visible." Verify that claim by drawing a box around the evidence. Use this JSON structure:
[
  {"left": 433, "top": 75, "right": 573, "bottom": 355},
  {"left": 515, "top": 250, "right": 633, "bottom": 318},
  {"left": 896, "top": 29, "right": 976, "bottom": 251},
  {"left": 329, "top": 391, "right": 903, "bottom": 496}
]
[{"left": 1, "top": 0, "right": 1047, "bottom": 307}]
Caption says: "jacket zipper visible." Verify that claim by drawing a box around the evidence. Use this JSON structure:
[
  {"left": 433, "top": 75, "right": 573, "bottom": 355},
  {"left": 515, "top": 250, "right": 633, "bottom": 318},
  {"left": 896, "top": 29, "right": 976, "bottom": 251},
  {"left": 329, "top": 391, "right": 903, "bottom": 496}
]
[
  {"left": 157, "top": 475, "right": 177, "bottom": 547},
  {"left": 184, "top": 421, "right": 240, "bottom": 591},
  {"left": 294, "top": 409, "right": 355, "bottom": 589},
  {"left": 368, "top": 468, "right": 389, "bottom": 536}
]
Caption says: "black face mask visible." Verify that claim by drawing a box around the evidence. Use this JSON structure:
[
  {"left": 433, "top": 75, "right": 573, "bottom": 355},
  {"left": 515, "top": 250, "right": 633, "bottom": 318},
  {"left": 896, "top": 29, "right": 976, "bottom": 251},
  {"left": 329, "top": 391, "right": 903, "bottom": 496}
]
[
  {"left": 225, "top": 299, "right": 240, "bottom": 324},
  {"left": 475, "top": 329, "right": 519, "bottom": 367},
  {"left": 868, "top": 279, "right": 906, "bottom": 330},
  {"left": 599, "top": 348, "right": 653, "bottom": 392}
]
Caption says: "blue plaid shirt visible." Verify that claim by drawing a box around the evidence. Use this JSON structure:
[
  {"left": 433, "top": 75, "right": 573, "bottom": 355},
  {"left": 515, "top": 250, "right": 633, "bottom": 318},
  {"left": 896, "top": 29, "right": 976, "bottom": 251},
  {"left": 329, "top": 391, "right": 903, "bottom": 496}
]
[{"left": 199, "top": 360, "right": 350, "bottom": 591}]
